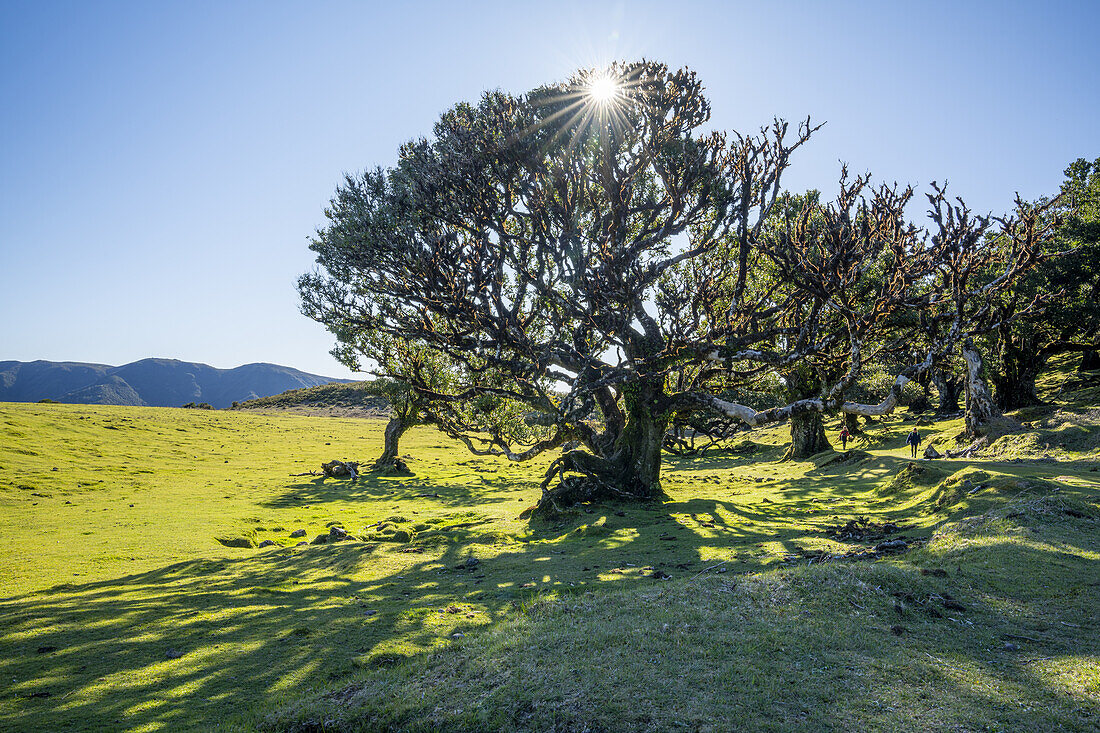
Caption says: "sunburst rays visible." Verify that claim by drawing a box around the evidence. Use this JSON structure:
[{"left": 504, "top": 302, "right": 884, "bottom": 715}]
[{"left": 516, "top": 63, "right": 650, "bottom": 157}]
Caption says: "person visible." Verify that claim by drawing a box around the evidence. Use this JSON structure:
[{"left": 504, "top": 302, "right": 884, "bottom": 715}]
[
  {"left": 839, "top": 426, "right": 850, "bottom": 450},
  {"left": 906, "top": 428, "right": 922, "bottom": 458}
]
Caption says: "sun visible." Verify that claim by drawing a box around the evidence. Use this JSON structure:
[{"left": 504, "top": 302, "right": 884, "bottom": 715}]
[{"left": 587, "top": 74, "right": 619, "bottom": 104}]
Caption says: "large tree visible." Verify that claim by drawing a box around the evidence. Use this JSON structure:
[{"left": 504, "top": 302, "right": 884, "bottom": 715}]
[
  {"left": 301, "top": 62, "right": 1051, "bottom": 511},
  {"left": 987, "top": 157, "right": 1100, "bottom": 409}
]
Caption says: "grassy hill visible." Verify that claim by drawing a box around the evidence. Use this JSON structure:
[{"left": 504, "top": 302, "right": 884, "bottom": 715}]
[
  {"left": 0, "top": 365, "right": 1096, "bottom": 731},
  {"left": 233, "top": 380, "right": 389, "bottom": 417}
]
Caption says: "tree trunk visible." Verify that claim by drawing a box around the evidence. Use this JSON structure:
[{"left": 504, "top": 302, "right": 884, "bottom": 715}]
[
  {"left": 537, "top": 378, "right": 667, "bottom": 511},
  {"left": 784, "top": 410, "right": 831, "bottom": 460},
  {"left": 370, "top": 415, "right": 413, "bottom": 473},
  {"left": 992, "top": 332, "right": 1044, "bottom": 411},
  {"left": 781, "top": 368, "right": 832, "bottom": 459},
  {"left": 962, "top": 338, "right": 1002, "bottom": 437},
  {"left": 1080, "top": 349, "right": 1100, "bottom": 373},
  {"left": 843, "top": 412, "right": 862, "bottom": 435},
  {"left": 931, "top": 368, "right": 962, "bottom": 413}
]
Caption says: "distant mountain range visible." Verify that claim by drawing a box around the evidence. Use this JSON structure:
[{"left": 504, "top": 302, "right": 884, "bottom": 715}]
[{"left": 0, "top": 358, "right": 352, "bottom": 409}]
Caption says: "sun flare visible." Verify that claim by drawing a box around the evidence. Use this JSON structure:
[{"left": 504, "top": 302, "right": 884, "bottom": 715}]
[{"left": 587, "top": 74, "right": 619, "bottom": 104}]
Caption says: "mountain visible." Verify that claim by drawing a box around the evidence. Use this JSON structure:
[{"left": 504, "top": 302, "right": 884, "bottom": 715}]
[{"left": 0, "top": 358, "right": 352, "bottom": 409}]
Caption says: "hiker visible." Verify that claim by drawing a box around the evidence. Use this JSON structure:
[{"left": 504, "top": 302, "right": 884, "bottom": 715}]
[
  {"left": 906, "top": 428, "right": 922, "bottom": 458},
  {"left": 839, "top": 426, "right": 851, "bottom": 450}
]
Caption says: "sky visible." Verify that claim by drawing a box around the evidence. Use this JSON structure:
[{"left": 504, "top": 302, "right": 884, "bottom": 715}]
[{"left": 1, "top": 1, "right": 1097, "bottom": 380}]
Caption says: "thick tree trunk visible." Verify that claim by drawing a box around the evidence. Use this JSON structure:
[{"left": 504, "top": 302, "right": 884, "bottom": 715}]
[
  {"left": 962, "top": 338, "right": 1002, "bottom": 437},
  {"left": 536, "top": 378, "right": 667, "bottom": 512},
  {"left": 906, "top": 370, "right": 933, "bottom": 413},
  {"left": 931, "top": 368, "right": 963, "bottom": 413},
  {"left": 781, "top": 368, "right": 832, "bottom": 460},
  {"left": 1080, "top": 349, "right": 1100, "bottom": 373},
  {"left": 370, "top": 415, "right": 413, "bottom": 473},
  {"left": 993, "top": 332, "right": 1044, "bottom": 411},
  {"left": 784, "top": 410, "right": 831, "bottom": 460},
  {"left": 843, "top": 412, "right": 862, "bottom": 435}
]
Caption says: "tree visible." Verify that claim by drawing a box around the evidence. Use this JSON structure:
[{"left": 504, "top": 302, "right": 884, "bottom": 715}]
[
  {"left": 300, "top": 61, "right": 1052, "bottom": 511},
  {"left": 987, "top": 157, "right": 1100, "bottom": 409},
  {"left": 320, "top": 319, "right": 456, "bottom": 474}
]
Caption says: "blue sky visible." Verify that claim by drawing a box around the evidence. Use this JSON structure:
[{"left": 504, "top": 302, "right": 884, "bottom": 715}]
[{"left": 2, "top": 0, "right": 1097, "bottom": 379}]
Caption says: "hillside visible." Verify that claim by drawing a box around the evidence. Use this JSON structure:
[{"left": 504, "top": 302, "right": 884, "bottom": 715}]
[
  {"left": 0, "top": 362, "right": 1096, "bottom": 731},
  {"left": 0, "top": 358, "right": 350, "bottom": 409},
  {"left": 234, "top": 379, "right": 389, "bottom": 417}
]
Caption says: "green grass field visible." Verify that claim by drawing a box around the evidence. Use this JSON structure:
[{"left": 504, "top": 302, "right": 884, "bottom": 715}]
[{"left": 1, "top": 377, "right": 1098, "bottom": 731}]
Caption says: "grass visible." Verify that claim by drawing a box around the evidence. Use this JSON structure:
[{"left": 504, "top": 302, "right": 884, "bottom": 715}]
[
  {"left": 0, "top": 372, "right": 1097, "bottom": 731},
  {"left": 234, "top": 381, "right": 387, "bottom": 417}
]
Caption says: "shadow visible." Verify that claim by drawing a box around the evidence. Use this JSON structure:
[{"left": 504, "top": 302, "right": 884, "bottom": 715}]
[
  {"left": 260, "top": 498, "right": 1100, "bottom": 732},
  {"left": 261, "top": 473, "right": 518, "bottom": 510},
  {"left": 2, "top": 432, "right": 1096, "bottom": 732}
]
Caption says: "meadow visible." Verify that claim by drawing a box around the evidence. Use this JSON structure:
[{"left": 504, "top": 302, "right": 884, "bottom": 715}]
[{"left": 1, "top": 373, "right": 1097, "bottom": 731}]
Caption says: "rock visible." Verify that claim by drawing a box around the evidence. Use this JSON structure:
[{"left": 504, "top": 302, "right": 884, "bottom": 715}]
[
  {"left": 329, "top": 526, "right": 349, "bottom": 542},
  {"left": 290, "top": 529, "right": 306, "bottom": 538},
  {"left": 650, "top": 570, "right": 672, "bottom": 580},
  {"left": 257, "top": 540, "right": 276, "bottom": 548},
  {"left": 310, "top": 534, "right": 328, "bottom": 545},
  {"left": 36, "top": 645, "right": 57, "bottom": 654},
  {"left": 1003, "top": 642, "right": 1019, "bottom": 652},
  {"left": 923, "top": 445, "right": 942, "bottom": 459},
  {"left": 874, "top": 539, "right": 909, "bottom": 553},
  {"left": 451, "top": 632, "right": 465, "bottom": 638},
  {"left": 165, "top": 648, "right": 184, "bottom": 659},
  {"left": 455, "top": 557, "right": 480, "bottom": 570}
]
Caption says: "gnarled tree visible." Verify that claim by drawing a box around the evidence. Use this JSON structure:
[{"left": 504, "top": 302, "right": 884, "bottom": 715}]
[{"left": 300, "top": 61, "right": 1053, "bottom": 511}]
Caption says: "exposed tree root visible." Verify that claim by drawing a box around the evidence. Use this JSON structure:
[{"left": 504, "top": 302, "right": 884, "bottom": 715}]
[
  {"left": 368, "top": 457, "right": 414, "bottom": 476},
  {"left": 532, "top": 449, "right": 663, "bottom": 518}
]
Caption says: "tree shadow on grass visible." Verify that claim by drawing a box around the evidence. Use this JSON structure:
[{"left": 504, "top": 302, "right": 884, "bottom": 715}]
[
  {"left": 0, "top": 488, "right": 789, "bottom": 731},
  {"left": 260, "top": 473, "right": 519, "bottom": 510},
  {"left": 2, "top": 444, "right": 1094, "bottom": 732},
  {"left": 263, "top": 514, "right": 1100, "bottom": 732}
]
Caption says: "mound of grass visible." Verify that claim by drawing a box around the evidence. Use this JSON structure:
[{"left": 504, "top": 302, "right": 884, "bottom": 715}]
[
  {"left": 236, "top": 381, "right": 389, "bottom": 415},
  {"left": 262, "top": 494, "right": 1099, "bottom": 733},
  {"left": 928, "top": 468, "right": 993, "bottom": 511},
  {"left": 877, "top": 461, "right": 951, "bottom": 496}
]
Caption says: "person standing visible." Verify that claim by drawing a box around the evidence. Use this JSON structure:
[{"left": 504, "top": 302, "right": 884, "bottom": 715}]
[
  {"left": 906, "top": 428, "right": 922, "bottom": 458},
  {"left": 839, "top": 427, "right": 851, "bottom": 450}
]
